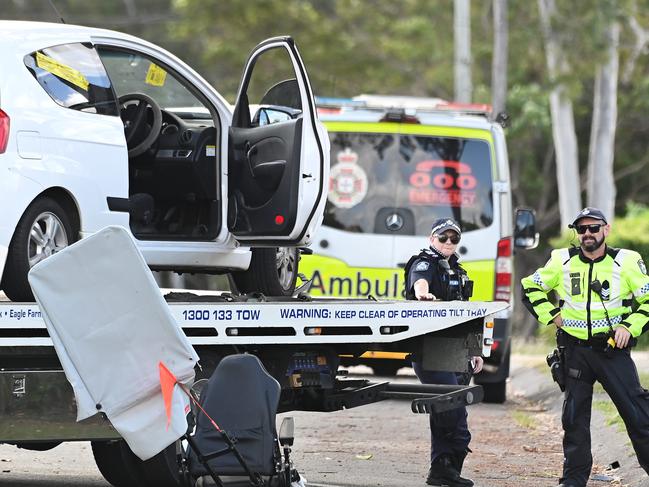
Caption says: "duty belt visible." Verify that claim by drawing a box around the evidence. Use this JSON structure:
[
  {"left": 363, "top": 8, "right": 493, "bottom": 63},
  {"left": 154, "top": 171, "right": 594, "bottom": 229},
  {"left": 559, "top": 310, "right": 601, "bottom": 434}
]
[{"left": 558, "top": 329, "right": 636, "bottom": 349}]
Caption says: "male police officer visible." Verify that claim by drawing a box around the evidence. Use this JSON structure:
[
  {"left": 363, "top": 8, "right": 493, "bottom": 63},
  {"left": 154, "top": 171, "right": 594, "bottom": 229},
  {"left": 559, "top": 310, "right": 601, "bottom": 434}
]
[
  {"left": 521, "top": 207, "right": 649, "bottom": 487},
  {"left": 406, "top": 218, "right": 482, "bottom": 487}
]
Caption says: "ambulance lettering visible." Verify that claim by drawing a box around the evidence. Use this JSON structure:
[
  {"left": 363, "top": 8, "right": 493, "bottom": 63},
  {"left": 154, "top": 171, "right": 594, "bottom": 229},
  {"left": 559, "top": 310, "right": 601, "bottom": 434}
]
[
  {"left": 408, "top": 160, "right": 478, "bottom": 207},
  {"left": 310, "top": 269, "right": 404, "bottom": 298}
]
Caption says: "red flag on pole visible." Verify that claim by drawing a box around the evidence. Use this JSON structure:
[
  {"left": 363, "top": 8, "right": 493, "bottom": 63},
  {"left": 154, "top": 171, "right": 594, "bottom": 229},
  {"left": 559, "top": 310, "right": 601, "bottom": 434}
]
[{"left": 159, "top": 361, "right": 178, "bottom": 429}]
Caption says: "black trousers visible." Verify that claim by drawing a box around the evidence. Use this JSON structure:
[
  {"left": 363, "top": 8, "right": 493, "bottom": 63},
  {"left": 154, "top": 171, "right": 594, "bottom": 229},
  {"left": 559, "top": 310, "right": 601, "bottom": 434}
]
[
  {"left": 558, "top": 332, "right": 649, "bottom": 486},
  {"left": 412, "top": 361, "right": 471, "bottom": 462}
]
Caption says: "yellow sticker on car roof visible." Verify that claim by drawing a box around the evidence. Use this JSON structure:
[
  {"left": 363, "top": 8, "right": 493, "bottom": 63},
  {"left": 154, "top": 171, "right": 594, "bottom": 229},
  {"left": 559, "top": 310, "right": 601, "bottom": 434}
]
[
  {"left": 36, "top": 52, "right": 89, "bottom": 92},
  {"left": 145, "top": 63, "right": 167, "bottom": 87}
]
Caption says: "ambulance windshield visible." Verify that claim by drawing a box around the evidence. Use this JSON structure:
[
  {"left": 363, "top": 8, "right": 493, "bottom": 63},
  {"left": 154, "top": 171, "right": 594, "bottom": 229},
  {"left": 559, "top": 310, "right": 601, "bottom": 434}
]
[{"left": 324, "top": 132, "right": 494, "bottom": 235}]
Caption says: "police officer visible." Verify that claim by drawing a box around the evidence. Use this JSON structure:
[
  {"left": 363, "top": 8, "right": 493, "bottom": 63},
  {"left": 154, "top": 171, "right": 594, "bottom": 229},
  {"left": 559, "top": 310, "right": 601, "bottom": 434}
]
[
  {"left": 405, "top": 218, "right": 483, "bottom": 487},
  {"left": 521, "top": 207, "right": 649, "bottom": 487}
]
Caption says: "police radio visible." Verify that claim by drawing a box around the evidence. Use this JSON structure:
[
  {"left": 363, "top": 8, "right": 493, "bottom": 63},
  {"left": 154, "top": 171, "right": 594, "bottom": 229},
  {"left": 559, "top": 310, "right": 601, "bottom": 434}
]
[
  {"left": 439, "top": 260, "right": 473, "bottom": 301},
  {"left": 591, "top": 279, "right": 617, "bottom": 350}
]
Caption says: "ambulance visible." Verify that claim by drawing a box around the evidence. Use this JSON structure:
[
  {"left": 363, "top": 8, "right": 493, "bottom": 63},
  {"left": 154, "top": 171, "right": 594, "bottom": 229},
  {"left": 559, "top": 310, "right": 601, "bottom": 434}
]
[{"left": 300, "top": 95, "right": 538, "bottom": 403}]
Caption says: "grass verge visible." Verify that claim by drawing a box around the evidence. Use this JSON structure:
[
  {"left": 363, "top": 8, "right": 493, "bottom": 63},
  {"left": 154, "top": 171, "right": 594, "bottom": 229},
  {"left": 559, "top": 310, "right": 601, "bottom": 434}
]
[{"left": 511, "top": 410, "right": 538, "bottom": 429}]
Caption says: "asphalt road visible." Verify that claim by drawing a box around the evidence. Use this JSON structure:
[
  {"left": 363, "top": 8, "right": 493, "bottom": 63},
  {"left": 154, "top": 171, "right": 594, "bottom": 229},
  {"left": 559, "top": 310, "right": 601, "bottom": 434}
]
[{"left": 0, "top": 354, "right": 646, "bottom": 486}]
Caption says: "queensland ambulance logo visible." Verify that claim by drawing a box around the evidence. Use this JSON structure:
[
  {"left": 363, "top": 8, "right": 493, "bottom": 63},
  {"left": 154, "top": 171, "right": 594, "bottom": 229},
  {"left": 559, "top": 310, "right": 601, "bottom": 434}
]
[{"left": 328, "top": 149, "right": 368, "bottom": 208}]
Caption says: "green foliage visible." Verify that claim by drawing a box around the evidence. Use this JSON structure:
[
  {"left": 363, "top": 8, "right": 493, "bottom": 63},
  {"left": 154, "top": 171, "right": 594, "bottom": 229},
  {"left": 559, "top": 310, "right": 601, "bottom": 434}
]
[{"left": 171, "top": 0, "right": 471, "bottom": 102}]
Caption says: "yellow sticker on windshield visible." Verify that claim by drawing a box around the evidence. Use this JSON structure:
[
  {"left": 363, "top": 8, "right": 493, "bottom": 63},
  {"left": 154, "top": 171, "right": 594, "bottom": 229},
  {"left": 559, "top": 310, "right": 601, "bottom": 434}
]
[
  {"left": 145, "top": 63, "right": 167, "bottom": 87},
  {"left": 36, "top": 52, "right": 89, "bottom": 91}
]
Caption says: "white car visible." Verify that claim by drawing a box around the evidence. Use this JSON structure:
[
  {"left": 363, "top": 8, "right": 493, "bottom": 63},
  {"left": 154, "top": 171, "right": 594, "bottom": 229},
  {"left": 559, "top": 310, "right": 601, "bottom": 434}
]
[{"left": 0, "top": 21, "right": 329, "bottom": 301}]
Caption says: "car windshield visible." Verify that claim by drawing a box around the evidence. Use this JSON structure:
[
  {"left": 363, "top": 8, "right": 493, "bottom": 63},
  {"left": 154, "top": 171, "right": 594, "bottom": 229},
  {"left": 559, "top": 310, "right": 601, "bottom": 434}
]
[
  {"left": 324, "top": 132, "right": 494, "bottom": 235},
  {"left": 97, "top": 48, "right": 212, "bottom": 119}
]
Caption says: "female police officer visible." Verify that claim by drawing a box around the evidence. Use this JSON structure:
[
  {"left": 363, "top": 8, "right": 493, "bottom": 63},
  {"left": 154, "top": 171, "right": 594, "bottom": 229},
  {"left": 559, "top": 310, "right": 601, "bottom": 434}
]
[{"left": 405, "top": 218, "right": 483, "bottom": 487}]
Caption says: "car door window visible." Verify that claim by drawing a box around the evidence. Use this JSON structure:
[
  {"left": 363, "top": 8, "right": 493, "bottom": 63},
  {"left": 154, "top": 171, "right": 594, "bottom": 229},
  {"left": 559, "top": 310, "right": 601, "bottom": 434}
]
[
  {"left": 95, "top": 47, "right": 210, "bottom": 117},
  {"left": 234, "top": 46, "right": 302, "bottom": 128},
  {"left": 23, "top": 43, "right": 118, "bottom": 116}
]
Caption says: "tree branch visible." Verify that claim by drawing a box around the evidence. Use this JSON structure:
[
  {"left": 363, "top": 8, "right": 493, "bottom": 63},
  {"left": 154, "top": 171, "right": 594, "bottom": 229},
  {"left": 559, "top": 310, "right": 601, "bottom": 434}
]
[
  {"left": 614, "top": 157, "right": 649, "bottom": 182},
  {"left": 622, "top": 1, "right": 649, "bottom": 84}
]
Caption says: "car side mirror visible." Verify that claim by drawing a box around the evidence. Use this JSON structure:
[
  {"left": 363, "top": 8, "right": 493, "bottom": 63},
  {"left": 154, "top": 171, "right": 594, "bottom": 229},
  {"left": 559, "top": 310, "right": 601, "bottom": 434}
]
[
  {"left": 279, "top": 416, "right": 295, "bottom": 447},
  {"left": 253, "top": 106, "right": 295, "bottom": 127},
  {"left": 514, "top": 207, "right": 539, "bottom": 249}
]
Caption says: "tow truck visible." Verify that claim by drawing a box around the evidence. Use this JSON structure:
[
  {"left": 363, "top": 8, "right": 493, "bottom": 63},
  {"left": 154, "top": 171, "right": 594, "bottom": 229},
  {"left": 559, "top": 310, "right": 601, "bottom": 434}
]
[{"left": 0, "top": 292, "right": 506, "bottom": 485}]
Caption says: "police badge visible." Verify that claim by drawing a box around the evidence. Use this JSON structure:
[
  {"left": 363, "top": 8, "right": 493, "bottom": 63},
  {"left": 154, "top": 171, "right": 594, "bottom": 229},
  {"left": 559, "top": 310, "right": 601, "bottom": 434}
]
[{"left": 639, "top": 259, "right": 647, "bottom": 275}]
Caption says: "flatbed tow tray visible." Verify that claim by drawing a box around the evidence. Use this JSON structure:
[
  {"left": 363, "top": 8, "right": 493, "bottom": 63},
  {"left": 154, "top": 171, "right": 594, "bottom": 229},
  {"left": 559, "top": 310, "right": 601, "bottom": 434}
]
[
  {"left": 0, "top": 296, "right": 506, "bottom": 442},
  {"left": 0, "top": 298, "right": 508, "bottom": 347}
]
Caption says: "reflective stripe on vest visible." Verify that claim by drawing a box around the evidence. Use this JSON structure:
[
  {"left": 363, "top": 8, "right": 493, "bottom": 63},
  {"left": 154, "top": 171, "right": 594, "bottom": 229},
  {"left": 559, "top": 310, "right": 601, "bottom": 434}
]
[{"left": 563, "top": 314, "right": 624, "bottom": 331}]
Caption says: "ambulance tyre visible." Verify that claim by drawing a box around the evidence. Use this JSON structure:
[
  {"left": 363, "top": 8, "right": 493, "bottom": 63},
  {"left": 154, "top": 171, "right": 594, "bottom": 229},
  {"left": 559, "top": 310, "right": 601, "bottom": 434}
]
[
  {"left": 482, "top": 380, "right": 507, "bottom": 404},
  {"left": 371, "top": 361, "right": 402, "bottom": 377},
  {"left": 91, "top": 440, "right": 151, "bottom": 487},
  {"left": 480, "top": 351, "right": 510, "bottom": 404},
  {"left": 232, "top": 247, "right": 298, "bottom": 297}
]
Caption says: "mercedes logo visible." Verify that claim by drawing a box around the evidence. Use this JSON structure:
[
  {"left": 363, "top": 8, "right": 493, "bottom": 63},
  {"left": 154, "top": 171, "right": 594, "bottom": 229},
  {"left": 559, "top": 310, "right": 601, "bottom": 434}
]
[{"left": 385, "top": 213, "right": 404, "bottom": 231}]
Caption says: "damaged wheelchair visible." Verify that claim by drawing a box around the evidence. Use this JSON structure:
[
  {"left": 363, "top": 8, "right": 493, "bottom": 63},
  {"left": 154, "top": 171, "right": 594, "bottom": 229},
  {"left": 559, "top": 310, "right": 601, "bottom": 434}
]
[{"left": 93, "top": 354, "right": 305, "bottom": 487}]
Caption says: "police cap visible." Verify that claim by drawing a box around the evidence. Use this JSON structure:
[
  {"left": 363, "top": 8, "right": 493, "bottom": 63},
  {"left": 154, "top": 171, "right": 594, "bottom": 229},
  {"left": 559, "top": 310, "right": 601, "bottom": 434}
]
[
  {"left": 431, "top": 218, "right": 462, "bottom": 236},
  {"left": 569, "top": 207, "right": 608, "bottom": 228}
]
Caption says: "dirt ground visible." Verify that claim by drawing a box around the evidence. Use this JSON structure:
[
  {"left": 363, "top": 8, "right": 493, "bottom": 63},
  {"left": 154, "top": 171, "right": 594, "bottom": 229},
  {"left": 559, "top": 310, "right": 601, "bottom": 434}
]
[
  {"left": 290, "top": 354, "right": 647, "bottom": 487},
  {"left": 467, "top": 353, "right": 647, "bottom": 487}
]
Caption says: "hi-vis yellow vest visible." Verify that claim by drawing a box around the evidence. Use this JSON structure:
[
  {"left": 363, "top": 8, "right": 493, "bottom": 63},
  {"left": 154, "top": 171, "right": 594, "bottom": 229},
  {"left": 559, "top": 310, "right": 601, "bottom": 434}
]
[{"left": 521, "top": 246, "right": 649, "bottom": 340}]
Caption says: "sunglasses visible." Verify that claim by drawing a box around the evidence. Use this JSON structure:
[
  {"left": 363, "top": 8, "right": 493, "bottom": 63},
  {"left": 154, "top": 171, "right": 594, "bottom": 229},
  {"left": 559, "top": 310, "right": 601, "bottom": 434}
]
[
  {"left": 436, "top": 234, "right": 461, "bottom": 244},
  {"left": 575, "top": 224, "right": 604, "bottom": 235}
]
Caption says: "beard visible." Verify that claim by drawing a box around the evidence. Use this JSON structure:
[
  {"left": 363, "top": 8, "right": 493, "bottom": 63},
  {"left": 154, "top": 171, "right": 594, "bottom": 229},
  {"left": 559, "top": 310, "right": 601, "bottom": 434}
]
[{"left": 581, "top": 234, "right": 605, "bottom": 252}]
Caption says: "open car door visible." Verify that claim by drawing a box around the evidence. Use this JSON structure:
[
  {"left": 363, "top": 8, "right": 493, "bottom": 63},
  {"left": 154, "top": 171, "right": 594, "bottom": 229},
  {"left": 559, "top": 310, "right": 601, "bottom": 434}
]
[{"left": 228, "top": 37, "right": 328, "bottom": 246}]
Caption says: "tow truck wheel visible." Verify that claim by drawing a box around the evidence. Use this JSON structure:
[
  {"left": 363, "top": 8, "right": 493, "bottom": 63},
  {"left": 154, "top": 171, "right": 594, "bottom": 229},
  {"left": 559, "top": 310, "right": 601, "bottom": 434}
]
[
  {"left": 232, "top": 247, "right": 298, "bottom": 296},
  {"left": 91, "top": 440, "right": 151, "bottom": 487},
  {"left": 140, "top": 440, "right": 186, "bottom": 487}
]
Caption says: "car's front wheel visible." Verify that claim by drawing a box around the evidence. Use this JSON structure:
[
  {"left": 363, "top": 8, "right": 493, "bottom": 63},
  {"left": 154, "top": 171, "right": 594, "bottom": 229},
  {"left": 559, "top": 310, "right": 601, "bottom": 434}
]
[
  {"left": 2, "top": 197, "right": 74, "bottom": 302},
  {"left": 232, "top": 247, "right": 299, "bottom": 297}
]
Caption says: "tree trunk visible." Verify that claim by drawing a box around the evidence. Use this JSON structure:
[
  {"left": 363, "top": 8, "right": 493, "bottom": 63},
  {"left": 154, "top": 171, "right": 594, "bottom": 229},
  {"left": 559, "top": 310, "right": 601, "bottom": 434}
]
[
  {"left": 587, "top": 22, "right": 619, "bottom": 220},
  {"left": 454, "top": 0, "right": 472, "bottom": 103},
  {"left": 538, "top": 0, "right": 581, "bottom": 228},
  {"left": 491, "top": 0, "right": 508, "bottom": 117}
]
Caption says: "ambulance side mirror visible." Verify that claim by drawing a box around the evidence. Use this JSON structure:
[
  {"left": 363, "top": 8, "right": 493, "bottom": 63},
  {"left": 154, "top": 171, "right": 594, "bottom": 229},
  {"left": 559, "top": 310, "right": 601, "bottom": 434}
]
[{"left": 514, "top": 208, "right": 539, "bottom": 250}]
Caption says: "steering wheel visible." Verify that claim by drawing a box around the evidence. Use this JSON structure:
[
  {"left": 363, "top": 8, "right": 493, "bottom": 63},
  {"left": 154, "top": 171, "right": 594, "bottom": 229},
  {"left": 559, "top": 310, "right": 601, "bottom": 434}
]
[{"left": 118, "top": 93, "right": 163, "bottom": 158}]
